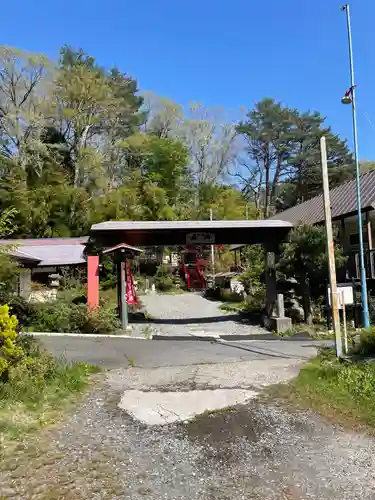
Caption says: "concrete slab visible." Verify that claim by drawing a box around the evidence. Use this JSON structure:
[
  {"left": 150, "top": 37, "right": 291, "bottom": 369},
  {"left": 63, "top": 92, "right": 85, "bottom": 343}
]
[{"left": 118, "top": 388, "right": 257, "bottom": 425}]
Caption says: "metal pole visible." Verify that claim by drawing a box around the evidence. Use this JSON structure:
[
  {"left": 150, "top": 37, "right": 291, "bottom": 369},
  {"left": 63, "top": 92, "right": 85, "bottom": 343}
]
[
  {"left": 342, "top": 3, "right": 370, "bottom": 328},
  {"left": 210, "top": 208, "right": 215, "bottom": 277},
  {"left": 321, "top": 136, "right": 342, "bottom": 357}
]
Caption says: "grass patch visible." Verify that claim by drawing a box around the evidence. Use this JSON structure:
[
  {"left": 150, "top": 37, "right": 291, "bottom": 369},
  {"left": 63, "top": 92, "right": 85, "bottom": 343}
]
[
  {"left": 124, "top": 354, "right": 135, "bottom": 367},
  {"left": 272, "top": 347, "right": 375, "bottom": 431},
  {"left": 219, "top": 301, "right": 247, "bottom": 314},
  {"left": 200, "top": 405, "right": 235, "bottom": 417},
  {"left": 0, "top": 352, "right": 100, "bottom": 456}
]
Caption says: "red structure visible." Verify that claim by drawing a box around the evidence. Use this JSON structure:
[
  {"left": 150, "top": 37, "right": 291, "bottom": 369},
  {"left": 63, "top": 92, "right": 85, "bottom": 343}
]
[
  {"left": 87, "top": 255, "right": 100, "bottom": 309},
  {"left": 181, "top": 247, "right": 208, "bottom": 290}
]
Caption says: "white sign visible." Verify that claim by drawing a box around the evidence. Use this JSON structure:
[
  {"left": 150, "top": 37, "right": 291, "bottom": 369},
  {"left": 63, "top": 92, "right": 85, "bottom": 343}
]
[
  {"left": 186, "top": 232, "right": 215, "bottom": 245},
  {"left": 327, "top": 284, "right": 354, "bottom": 309}
]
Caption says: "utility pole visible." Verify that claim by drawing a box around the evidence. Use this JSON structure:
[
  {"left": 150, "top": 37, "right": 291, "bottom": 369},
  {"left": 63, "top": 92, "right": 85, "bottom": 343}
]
[
  {"left": 210, "top": 208, "right": 215, "bottom": 277},
  {"left": 321, "top": 136, "right": 342, "bottom": 357},
  {"left": 341, "top": 3, "right": 370, "bottom": 328}
]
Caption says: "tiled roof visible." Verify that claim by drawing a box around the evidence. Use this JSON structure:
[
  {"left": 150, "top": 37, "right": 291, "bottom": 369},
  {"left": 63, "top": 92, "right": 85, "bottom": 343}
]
[
  {"left": 0, "top": 237, "right": 88, "bottom": 246},
  {"left": 270, "top": 170, "right": 375, "bottom": 225},
  {"left": 0, "top": 238, "right": 87, "bottom": 266},
  {"left": 91, "top": 220, "right": 293, "bottom": 231}
]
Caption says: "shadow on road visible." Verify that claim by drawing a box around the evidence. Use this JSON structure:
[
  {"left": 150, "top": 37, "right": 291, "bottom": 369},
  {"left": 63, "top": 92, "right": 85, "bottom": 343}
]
[
  {"left": 131, "top": 313, "right": 262, "bottom": 326},
  {"left": 218, "top": 340, "right": 314, "bottom": 360}
]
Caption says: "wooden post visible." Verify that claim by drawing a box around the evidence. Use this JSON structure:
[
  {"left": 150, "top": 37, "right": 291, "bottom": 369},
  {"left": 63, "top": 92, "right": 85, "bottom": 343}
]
[
  {"left": 342, "top": 290, "right": 348, "bottom": 355},
  {"left": 366, "top": 212, "right": 374, "bottom": 278},
  {"left": 321, "top": 136, "right": 342, "bottom": 357},
  {"left": 117, "top": 257, "right": 129, "bottom": 330}
]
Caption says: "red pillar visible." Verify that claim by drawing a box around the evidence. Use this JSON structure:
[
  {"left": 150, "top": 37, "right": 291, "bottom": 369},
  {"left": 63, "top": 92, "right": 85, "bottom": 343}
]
[{"left": 87, "top": 255, "right": 99, "bottom": 310}]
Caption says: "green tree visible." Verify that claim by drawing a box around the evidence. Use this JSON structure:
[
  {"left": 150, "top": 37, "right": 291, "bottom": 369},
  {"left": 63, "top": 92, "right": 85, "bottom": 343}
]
[
  {"left": 236, "top": 98, "right": 296, "bottom": 218},
  {"left": 0, "top": 45, "right": 52, "bottom": 174},
  {"left": 236, "top": 99, "right": 354, "bottom": 216},
  {"left": 195, "top": 184, "right": 253, "bottom": 221},
  {"left": 0, "top": 208, "right": 21, "bottom": 293},
  {"left": 121, "top": 134, "right": 189, "bottom": 204},
  {"left": 278, "top": 225, "right": 346, "bottom": 325},
  {"left": 360, "top": 160, "right": 375, "bottom": 173},
  {"left": 285, "top": 111, "right": 353, "bottom": 205}
]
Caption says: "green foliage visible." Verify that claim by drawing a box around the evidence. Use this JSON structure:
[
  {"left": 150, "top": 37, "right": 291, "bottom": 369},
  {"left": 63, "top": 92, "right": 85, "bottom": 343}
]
[
  {"left": 0, "top": 250, "right": 21, "bottom": 293},
  {"left": 352, "top": 327, "right": 375, "bottom": 357},
  {"left": 0, "top": 293, "right": 35, "bottom": 329},
  {"left": 220, "top": 290, "right": 243, "bottom": 303},
  {"left": 29, "top": 301, "right": 120, "bottom": 334},
  {"left": 0, "top": 332, "right": 98, "bottom": 450},
  {"left": 281, "top": 350, "right": 375, "bottom": 429},
  {"left": 0, "top": 304, "right": 21, "bottom": 378},
  {"left": 239, "top": 245, "right": 264, "bottom": 292},
  {"left": 237, "top": 244, "right": 266, "bottom": 314},
  {"left": 278, "top": 224, "right": 346, "bottom": 324},
  {"left": 153, "top": 264, "right": 176, "bottom": 292},
  {"left": 99, "top": 256, "right": 117, "bottom": 290}
]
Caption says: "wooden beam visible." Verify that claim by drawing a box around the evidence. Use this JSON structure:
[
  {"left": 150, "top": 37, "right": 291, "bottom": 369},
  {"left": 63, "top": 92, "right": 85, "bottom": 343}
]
[{"left": 366, "top": 212, "right": 374, "bottom": 278}]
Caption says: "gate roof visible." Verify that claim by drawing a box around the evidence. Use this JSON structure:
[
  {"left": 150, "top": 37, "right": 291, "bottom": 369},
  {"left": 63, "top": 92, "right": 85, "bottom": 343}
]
[{"left": 90, "top": 219, "right": 293, "bottom": 248}]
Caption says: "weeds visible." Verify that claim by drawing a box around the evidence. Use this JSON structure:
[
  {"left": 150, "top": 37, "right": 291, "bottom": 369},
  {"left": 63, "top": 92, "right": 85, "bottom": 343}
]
[
  {"left": 273, "top": 347, "right": 375, "bottom": 430},
  {"left": 124, "top": 354, "right": 135, "bottom": 367},
  {"left": 0, "top": 351, "right": 99, "bottom": 455},
  {"left": 141, "top": 325, "right": 153, "bottom": 339}
]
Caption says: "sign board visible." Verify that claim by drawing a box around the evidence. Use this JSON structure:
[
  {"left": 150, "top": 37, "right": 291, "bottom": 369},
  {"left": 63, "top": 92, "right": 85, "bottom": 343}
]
[
  {"left": 186, "top": 232, "right": 215, "bottom": 245},
  {"left": 327, "top": 283, "right": 354, "bottom": 309}
]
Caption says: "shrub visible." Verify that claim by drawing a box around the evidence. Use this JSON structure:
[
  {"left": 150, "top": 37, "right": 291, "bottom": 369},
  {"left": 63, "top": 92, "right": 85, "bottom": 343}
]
[
  {"left": 29, "top": 301, "right": 120, "bottom": 334},
  {"left": 154, "top": 264, "right": 176, "bottom": 292},
  {"left": 0, "top": 292, "right": 37, "bottom": 330},
  {"left": 30, "top": 302, "right": 73, "bottom": 333},
  {"left": 0, "top": 304, "right": 23, "bottom": 379},
  {"left": 245, "top": 285, "right": 266, "bottom": 314},
  {"left": 352, "top": 327, "right": 375, "bottom": 357},
  {"left": 220, "top": 290, "right": 243, "bottom": 303},
  {"left": 70, "top": 304, "right": 120, "bottom": 334},
  {"left": 204, "top": 286, "right": 221, "bottom": 300},
  {"left": 0, "top": 249, "right": 21, "bottom": 294},
  {"left": 6, "top": 335, "right": 56, "bottom": 389}
]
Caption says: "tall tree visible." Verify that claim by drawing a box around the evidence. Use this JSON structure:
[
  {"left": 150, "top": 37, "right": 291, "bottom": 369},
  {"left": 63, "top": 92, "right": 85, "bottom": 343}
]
[
  {"left": 285, "top": 111, "right": 353, "bottom": 206},
  {"left": 235, "top": 98, "right": 295, "bottom": 218},
  {"left": 143, "top": 92, "right": 183, "bottom": 139},
  {"left": 0, "top": 46, "right": 52, "bottom": 174},
  {"left": 52, "top": 46, "right": 144, "bottom": 189},
  {"left": 235, "top": 99, "right": 354, "bottom": 216},
  {"left": 179, "top": 103, "right": 238, "bottom": 188}
]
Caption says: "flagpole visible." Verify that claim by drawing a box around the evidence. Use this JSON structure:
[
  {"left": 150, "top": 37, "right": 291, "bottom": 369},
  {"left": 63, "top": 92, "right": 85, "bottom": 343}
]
[{"left": 341, "top": 3, "right": 370, "bottom": 328}]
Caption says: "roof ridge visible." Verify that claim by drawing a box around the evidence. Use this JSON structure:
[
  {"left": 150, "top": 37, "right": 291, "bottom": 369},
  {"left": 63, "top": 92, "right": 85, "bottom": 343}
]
[{"left": 271, "top": 169, "right": 375, "bottom": 225}]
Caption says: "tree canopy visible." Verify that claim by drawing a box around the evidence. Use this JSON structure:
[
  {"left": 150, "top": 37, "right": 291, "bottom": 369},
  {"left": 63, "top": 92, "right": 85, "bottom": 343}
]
[{"left": 0, "top": 45, "right": 361, "bottom": 238}]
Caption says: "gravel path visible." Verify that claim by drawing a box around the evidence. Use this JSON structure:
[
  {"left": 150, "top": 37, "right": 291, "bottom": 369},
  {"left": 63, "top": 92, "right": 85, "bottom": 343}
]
[
  {"left": 2, "top": 372, "right": 375, "bottom": 500},
  {"left": 138, "top": 293, "right": 267, "bottom": 338}
]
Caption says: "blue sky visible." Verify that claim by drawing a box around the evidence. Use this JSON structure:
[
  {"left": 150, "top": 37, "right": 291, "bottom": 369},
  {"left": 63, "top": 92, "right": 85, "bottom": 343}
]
[{"left": 2, "top": 0, "right": 375, "bottom": 159}]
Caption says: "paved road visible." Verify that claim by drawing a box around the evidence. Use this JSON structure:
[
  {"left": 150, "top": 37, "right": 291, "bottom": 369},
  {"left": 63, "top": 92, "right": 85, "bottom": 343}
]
[
  {"left": 139, "top": 293, "right": 268, "bottom": 338},
  {"left": 37, "top": 335, "right": 325, "bottom": 369}
]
